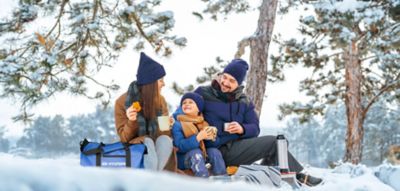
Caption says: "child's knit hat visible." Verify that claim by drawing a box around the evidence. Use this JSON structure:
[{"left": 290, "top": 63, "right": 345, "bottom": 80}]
[{"left": 180, "top": 92, "right": 204, "bottom": 112}]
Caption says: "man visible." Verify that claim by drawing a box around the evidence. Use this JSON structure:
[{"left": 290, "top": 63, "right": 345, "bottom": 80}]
[{"left": 194, "top": 59, "right": 322, "bottom": 186}]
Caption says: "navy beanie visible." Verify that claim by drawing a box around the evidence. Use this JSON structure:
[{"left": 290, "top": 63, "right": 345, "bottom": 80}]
[
  {"left": 136, "top": 52, "right": 166, "bottom": 85},
  {"left": 223, "top": 59, "right": 249, "bottom": 85},
  {"left": 180, "top": 92, "right": 204, "bottom": 112}
]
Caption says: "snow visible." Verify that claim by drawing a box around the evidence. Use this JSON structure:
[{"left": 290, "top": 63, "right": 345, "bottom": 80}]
[
  {"left": 124, "top": 6, "right": 135, "bottom": 14},
  {"left": 87, "top": 22, "right": 99, "bottom": 30},
  {"left": 375, "top": 165, "right": 400, "bottom": 191},
  {"left": 363, "top": 9, "right": 385, "bottom": 25},
  {"left": 157, "top": 11, "right": 174, "bottom": 19},
  {"left": 71, "top": 14, "right": 85, "bottom": 24},
  {"left": 339, "top": 27, "right": 355, "bottom": 41},
  {"left": 302, "top": 16, "right": 315, "bottom": 23},
  {"left": 173, "top": 37, "right": 188, "bottom": 46},
  {"left": 0, "top": 154, "right": 267, "bottom": 191},
  {"left": 0, "top": 153, "right": 398, "bottom": 191},
  {"left": 315, "top": 0, "right": 368, "bottom": 13}
]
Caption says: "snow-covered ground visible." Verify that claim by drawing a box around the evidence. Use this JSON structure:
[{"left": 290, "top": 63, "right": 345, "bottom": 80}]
[{"left": 0, "top": 153, "right": 398, "bottom": 191}]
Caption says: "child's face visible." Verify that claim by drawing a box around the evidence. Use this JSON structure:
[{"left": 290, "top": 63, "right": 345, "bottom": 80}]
[{"left": 181, "top": 98, "right": 199, "bottom": 116}]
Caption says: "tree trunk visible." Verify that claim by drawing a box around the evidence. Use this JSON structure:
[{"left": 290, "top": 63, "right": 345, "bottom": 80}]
[
  {"left": 343, "top": 41, "right": 365, "bottom": 164},
  {"left": 244, "top": 0, "right": 278, "bottom": 116}
]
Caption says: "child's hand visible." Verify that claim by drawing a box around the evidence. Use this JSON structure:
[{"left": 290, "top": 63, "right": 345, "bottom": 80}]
[
  {"left": 169, "top": 116, "right": 175, "bottom": 126},
  {"left": 196, "top": 128, "right": 214, "bottom": 142}
]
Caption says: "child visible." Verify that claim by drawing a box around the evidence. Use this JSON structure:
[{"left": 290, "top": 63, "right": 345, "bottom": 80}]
[{"left": 172, "top": 92, "right": 227, "bottom": 177}]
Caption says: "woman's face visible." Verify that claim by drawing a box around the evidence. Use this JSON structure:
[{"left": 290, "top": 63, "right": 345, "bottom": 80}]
[{"left": 157, "top": 78, "right": 165, "bottom": 92}]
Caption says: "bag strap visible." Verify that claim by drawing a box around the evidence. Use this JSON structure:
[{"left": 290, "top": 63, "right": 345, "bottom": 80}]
[
  {"left": 80, "top": 138, "right": 103, "bottom": 166},
  {"left": 96, "top": 152, "right": 101, "bottom": 166},
  {"left": 80, "top": 138, "right": 89, "bottom": 152},
  {"left": 82, "top": 145, "right": 103, "bottom": 155},
  {"left": 123, "top": 143, "right": 131, "bottom": 167},
  {"left": 81, "top": 139, "right": 104, "bottom": 155}
]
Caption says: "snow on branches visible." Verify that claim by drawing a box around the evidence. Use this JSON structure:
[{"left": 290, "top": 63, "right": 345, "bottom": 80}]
[{"left": 0, "top": 0, "right": 187, "bottom": 121}]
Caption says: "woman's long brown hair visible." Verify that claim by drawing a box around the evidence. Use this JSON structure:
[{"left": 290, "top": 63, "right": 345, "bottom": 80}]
[{"left": 139, "top": 81, "right": 161, "bottom": 120}]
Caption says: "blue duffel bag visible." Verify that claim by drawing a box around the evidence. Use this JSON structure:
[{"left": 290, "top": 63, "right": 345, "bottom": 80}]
[{"left": 80, "top": 139, "right": 146, "bottom": 168}]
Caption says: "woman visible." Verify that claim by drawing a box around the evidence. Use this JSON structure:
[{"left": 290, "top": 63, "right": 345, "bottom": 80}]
[{"left": 114, "top": 52, "right": 174, "bottom": 171}]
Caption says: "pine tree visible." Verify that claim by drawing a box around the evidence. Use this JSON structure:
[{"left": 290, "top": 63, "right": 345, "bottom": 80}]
[
  {"left": 285, "top": 101, "right": 400, "bottom": 166},
  {"left": 90, "top": 105, "right": 116, "bottom": 143},
  {"left": 172, "top": 0, "right": 278, "bottom": 116},
  {"left": 235, "top": 0, "right": 278, "bottom": 115},
  {"left": 172, "top": 56, "right": 226, "bottom": 95},
  {"left": 17, "top": 115, "right": 69, "bottom": 157},
  {"left": 321, "top": 103, "right": 346, "bottom": 166},
  {"left": 362, "top": 98, "right": 400, "bottom": 165},
  {"left": 67, "top": 114, "right": 99, "bottom": 153},
  {"left": 1, "top": 0, "right": 276, "bottom": 121},
  {"left": 0, "top": 0, "right": 187, "bottom": 121},
  {"left": 285, "top": 118, "right": 323, "bottom": 167},
  {"left": 273, "top": 0, "right": 400, "bottom": 164},
  {"left": 0, "top": 126, "right": 10, "bottom": 153}
]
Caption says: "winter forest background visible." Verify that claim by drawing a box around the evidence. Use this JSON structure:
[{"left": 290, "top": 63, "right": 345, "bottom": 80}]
[
  {"left": 0, "top": 0, "right": 399, "bottom": 172},
  {"left": 0, "top": 100, "right": 399, "bottom": 167}
]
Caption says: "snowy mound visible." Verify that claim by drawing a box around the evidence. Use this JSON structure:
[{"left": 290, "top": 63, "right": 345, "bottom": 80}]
[
  {"left": 374, "top": 165, "right": 400, "bottom": 191},
  {"left": 0, "top": 153, "right": 399, "bottom": 191},
  {"left": 0, "top": 154, "right": 270, "bottom": 191}
]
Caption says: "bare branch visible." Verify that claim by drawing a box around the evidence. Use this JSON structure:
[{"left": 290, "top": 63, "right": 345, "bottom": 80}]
[
  {"left": 45, "top": 0, "right": 68, "bottom": 38},
  {"left": 327, "top": 51, "right": 344, "bottom": 58},
  {"left": 361, "top": 55, "right": 377, "bottom": 62},
  {"left": 234, "top": 37, "right": 253, "bottom": 58},
  {"left": 83, "top": 74, "right": 113, "bottom": 89}
]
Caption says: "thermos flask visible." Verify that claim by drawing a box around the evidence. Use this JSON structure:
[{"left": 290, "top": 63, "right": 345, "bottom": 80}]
[{"left": 277, "top": 134, "right": 289, "bottom": 173}]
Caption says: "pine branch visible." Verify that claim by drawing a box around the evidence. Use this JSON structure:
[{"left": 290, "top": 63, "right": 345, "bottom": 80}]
[
  {"left": 363, "top": 74, "right": 400, "bottom": 119},
  {"left": 125, "top": 0, "right": 155, "bottom": 49}
]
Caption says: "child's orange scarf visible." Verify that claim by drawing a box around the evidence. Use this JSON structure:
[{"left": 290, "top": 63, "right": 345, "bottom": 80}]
[{"left": 177, "top": 114, "right": 209, "bottom": 158}]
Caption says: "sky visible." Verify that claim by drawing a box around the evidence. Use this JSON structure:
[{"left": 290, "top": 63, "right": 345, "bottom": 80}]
[{"left": 0, "top": 0, "right": 311, "bottom": 139}]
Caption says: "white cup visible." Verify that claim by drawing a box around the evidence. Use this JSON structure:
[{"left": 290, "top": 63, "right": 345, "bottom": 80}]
[
  {"left": 206, "top": 126, "right": 217, "bottom": 141},
  {"left": 157, "top": 116, "right": 170, "bottom": 131},
  {"left": 224, "top": 123, "right": 230, "bottom": 132}
]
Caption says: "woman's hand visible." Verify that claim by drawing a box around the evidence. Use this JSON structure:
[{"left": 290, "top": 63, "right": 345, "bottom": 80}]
[
  {"left": 126, "top": 107, "right": 138, "bottom": 121},
  {"left": 196, "top": 128, "right": 214, "bottom": 142}
]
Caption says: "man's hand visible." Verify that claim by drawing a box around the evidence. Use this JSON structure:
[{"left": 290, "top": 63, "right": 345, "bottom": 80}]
[
  {"left": 225, "top": 122, "right": 244, "bottom": 134},
  {"left": 126, "top": 107, "right": 138, "bottom": 121}
]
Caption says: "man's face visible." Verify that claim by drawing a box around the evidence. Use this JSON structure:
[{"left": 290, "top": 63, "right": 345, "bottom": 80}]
[{"left": 219, "top": 73, "right": 239, "bottom": 93}]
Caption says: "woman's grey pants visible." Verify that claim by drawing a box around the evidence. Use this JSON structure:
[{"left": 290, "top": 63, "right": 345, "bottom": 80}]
[
  {"left": 218, "top": 135, "right": 304, "bottom": 173},
  {"left": 143, "top": 135, "right": 173, "bottom": 171}
]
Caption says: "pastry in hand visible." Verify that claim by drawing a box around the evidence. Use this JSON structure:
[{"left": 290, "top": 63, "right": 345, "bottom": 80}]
[{"left": 131, "top": 101, "right": 141, "bottom": 112}]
